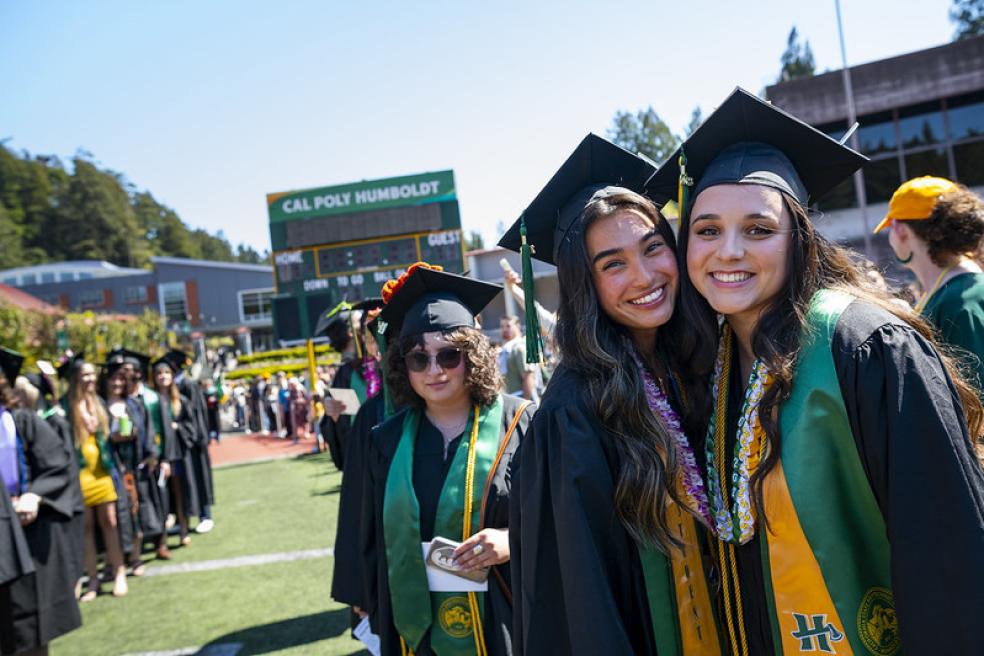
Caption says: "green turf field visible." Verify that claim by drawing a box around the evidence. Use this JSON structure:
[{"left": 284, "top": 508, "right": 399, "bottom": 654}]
[{"left": 51, "top": 451, "right": 369, "bottom": 655}]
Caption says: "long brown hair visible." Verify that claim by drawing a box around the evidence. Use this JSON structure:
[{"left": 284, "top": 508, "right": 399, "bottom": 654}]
[
  {"left": 68, "top": 363, "right": 109, "bottom": 448},
  {"left": 677, "top": 191, "right": 984, "bottom": 520},
  {"left": 154, "top": 364, "right": 182, "bottom": 416},
  {"left": 554, "top": 190, "right": 694, "bottom": 553}
]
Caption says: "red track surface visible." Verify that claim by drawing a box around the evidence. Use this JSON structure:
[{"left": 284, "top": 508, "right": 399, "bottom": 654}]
[{"left": 208, "top": 432, "right": 319, "bottom": 467}]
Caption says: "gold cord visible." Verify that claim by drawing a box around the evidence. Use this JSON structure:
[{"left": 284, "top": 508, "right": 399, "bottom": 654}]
[
  {"left": 914, "top": 265, "right": 953, "bottom": 313},
  {"left": 461, "top": 405, "right": 488, "bottom": 656}
]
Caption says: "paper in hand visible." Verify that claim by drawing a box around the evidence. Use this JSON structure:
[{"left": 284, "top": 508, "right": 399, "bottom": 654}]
[{"left": 327, "top": 387, "right": 362, "bottom": 416}]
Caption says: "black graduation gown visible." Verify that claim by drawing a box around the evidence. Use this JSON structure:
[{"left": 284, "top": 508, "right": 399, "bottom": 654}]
[
  {"left": 509, "top": 365, "right": 661, "bottom": 656},
  {"left": 363, "top": 395, "right": 534, "bottom": 656},
  {"left": 165, "top": 394, "right": 206, "bottom": 518},
  {"left": 107, "top": 398, "right": 142, "bottom": 555},
  {"left": 321, "top": 360, "right": 361, "bottom": 471},
  {"left": 40, "top": 408, "right": 85, "bottom": 581},
  {"left": 331, "top": 393, "right": 386, "bottom": 611},
  {"left": 127, "top": 395, "right": 168, "bottom": 539},
  {"left": 176, "top": 376, "right": 215, "bottom": 512},
  {"left": 0, "top": 409, "right": 82, "bottom": 654},
  {"left": 708, "top": 300, "right": 984, "bottom": 655}
]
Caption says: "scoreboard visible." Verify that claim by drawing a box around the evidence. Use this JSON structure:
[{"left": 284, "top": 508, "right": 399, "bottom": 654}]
[{"left": 267, "top": 171, "right": 465, "bottom": 343}]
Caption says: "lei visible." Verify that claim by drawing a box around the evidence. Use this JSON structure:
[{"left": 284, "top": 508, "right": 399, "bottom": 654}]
[
  {"left": 704, "top": 325, "right": 770, "bottom": 545},
  {"left": 362, "top": 356, "right": 382, "bottom": 399},
  {"left": 631, "top": 352, "right": 713, "bottom": 528}
]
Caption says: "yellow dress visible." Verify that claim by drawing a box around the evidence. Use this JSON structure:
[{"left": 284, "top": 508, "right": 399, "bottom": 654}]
[{"left": 78, "top": 433, "right": 117, "bottom": 507}]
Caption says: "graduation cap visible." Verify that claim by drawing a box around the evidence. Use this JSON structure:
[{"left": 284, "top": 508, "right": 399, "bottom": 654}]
[
  {"left": 163, "top": 349, "right": 192, "bottom": 372},
  {"left": 25, "top": 372, "right": 55, "bottom": 400},
  {"left": 0, "top": 347, "right": 24, "bottom": 384},
  {"left": 377, "top": 264, "right": 501, "bottom": 340},
  {"left": 497, "top": 134, "right": 658, "bottom": 363},
  {"left": 498, "top": 133, "right": 659, "bottom": 266},
  {"left": 152, "top": 354, "right": 179, "bottom": 374},
  {"left": 56, "top": 352, "right": 86, "bottom": 380},
  {"left": 645, "top": 87, "right": 867, "bottom": 212}
]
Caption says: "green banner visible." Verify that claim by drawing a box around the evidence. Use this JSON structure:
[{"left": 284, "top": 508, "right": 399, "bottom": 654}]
[{"left": 266, "top": 170, "right": 456, "bottom": 223}]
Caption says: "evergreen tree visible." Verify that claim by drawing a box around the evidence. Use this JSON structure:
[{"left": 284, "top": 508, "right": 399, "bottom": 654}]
[
  {"left": 951, "top": 0, "right": 984, "bottom": 38},
  {"left": 779, "top": 26, "right": 816, "bottom": 82},
  {"left": 685, "top": 106, "right": 704, "bottom": 137},
  {"left": 607, "top": 107, "right": 680, "bottom": 165}
]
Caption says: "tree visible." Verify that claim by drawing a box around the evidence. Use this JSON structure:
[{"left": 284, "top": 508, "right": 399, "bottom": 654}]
[
  {"left": 607, "top": 107, "right": 680, "bottom": 165},
  {"left": 778, "top": 26, "right": 815, "bottom": 82},
  {"left": 464, "top": 230, "right": 485, "bottom": 251},
  {"left": 951, "top": 0, "right": 984, "bottom": 38},
  {"left": 685, "top": 107, "right": 703, "bottom": 137}
]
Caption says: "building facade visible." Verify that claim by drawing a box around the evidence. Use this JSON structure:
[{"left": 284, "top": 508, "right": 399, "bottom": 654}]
[
  {"left": 5, "top": 257, "right": 276, "bottom": 351},
  {"left": 766, "top": 34, "right": 984, "bottom": 270}
]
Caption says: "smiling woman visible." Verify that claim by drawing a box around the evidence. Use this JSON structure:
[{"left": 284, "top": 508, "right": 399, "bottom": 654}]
[{"left": 660, "top": 87, "right": 984, "bottom": 655}]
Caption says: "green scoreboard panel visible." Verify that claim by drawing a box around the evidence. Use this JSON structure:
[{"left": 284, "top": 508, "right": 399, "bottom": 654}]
[{"left": 267, "top": 171, "right": 464, "bottom": 343}]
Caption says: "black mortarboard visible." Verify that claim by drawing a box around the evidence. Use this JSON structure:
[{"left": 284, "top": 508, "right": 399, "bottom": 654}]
[
  {"left": 354, "top": 297, "right": 385, "bottom": 314},
  {"left": 0, "top": 347, "right": 24, "bottom": 384},
  {"left": 56, "top": 352, "right": 85, "bottom": 380},
  {"left": 497, "top": 133, "right": 658, "bottom": 265},
  {"left": 152, "top": 355, "right": 178, "bottom": 373},
  {"left": 314, "top": 301, "right": 355, "bottom": 350},
  {"left": 163, "top": 349, "right": 192, "bottom": 372},
  {"left": 646, "top": 87, "right": 867, "bottom": 209},
  {"left": 377, "top": 266, "right": 501, "bottom": 339},
  {"left": 25, "top": 372, "right": 54, "bottom": 399}
]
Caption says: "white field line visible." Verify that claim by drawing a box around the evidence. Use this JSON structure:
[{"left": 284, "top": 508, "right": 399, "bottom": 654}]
[{"left": 143, "top": 548, "right": 334, "bottom": 577}]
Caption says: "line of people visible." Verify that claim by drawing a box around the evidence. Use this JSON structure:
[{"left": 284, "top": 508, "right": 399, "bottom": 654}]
[
  {"left": 326, "top": 87, "right": 984, "bottom": 655},
  {"left": 0, "top": 346, "right": 216, "bottom": 656}
]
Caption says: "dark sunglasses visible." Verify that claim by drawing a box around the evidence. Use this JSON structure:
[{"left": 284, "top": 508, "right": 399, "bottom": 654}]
[{"left": 403, "top": 347, "right": 463, "bottom": 373}]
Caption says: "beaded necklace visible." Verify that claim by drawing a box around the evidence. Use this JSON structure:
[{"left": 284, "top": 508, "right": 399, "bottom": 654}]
[
  {"left": 704, "top": 325, "right": 770, "bottom": 545},
  {"left": 631, "top": 352, "right": 713, "bottom": 528}
]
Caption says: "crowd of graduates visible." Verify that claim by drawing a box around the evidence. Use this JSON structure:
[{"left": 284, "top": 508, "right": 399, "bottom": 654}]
[
  {"left": 0, "top": 346, "right": 216, "bottom": 656},
  {"left": 322, "top": 88, "right": 984, "bottom": 656}
]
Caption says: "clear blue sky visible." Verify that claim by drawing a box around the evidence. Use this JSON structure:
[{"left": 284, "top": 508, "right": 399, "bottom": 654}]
[{"left": 0, "top": 0, "right": 955, "bottom": 254}]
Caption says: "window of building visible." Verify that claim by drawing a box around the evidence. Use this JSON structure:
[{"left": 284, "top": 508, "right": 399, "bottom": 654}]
[
  {"left": 947, "top": 92, "right": 984, "bottom": 141},
  {"left": 954, "top": 140, "right": 984, "bottom": 187},
  {"left": 79, "top": 289, "right": 105, "bottom": 309},
  {"left": 1, "top": 278, "right": 15, "bottom": 286},
  {"left": 816, "top": 175, "right": 857, "bottom": 212},
  {"left": 864, "top": 157, "right": 902, "bottom": 203},
  {"left": 898, "top": 102, "right": 945, "bottom": 148},
  {"left": 240, "top": 289, "right": 274, "bottom": 323},
  {"left": 904, "top": 147, "right": 949, "bottom": 180},
  {"left": 858, "top": 112, "right": 896, "bottom": 156},
  {"left": 40, "top": 272, "right": 55, "bottom": 284},
  {"left": 58, "top": 272, "right": 75, "bottom": 282},
  {"left": 78, "top": 273, "right": 92, "bottom": 280},
  {"left": 21, "top": 274, "right": 37, "bottom": 286},
  {"left": 159, "top": 282, "right": 188, "bottom": 324},
  {"left": 124, "top": 286, "right": 148, "bottom": 304}
]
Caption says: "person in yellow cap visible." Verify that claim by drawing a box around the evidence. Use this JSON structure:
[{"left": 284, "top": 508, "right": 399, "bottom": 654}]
[{"left": 874, "top": 176, "right": 984, "bottom": 394}]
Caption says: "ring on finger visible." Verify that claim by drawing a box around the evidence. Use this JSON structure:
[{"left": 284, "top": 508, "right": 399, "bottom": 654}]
[{"left": 472, "top": 544, "right": 483, "bottom": 556}]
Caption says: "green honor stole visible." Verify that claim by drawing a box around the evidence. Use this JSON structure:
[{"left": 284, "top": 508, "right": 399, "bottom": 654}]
[
  {"left": 350, "top": 367, "right": 368, "bottom": 405},
  {"left": 383, "top": 397, "right": 504, "bottom": 656}
]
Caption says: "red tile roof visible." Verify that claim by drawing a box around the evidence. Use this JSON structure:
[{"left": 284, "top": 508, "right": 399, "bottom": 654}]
[{"left": 0, "top": 283, "right": 59, "bottom": 313}]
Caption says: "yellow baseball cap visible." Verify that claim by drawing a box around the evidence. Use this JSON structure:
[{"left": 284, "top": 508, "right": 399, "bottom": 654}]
[{"left": 872, "top": 176, "right": 957, "bottom": 233}]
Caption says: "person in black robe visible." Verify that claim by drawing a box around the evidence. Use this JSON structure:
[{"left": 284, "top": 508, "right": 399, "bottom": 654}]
[
  {"left": 653, "top": 88, "right": 984, "bottom": 654},
  {"left": 361, "top": 266, "right": 533, "bottom": 656},
  {"left": 0, "top": 347, "right": 82, "bottom": 655},
  {"left": 163, "top": 350, "right": 215, "bottom": 533}
]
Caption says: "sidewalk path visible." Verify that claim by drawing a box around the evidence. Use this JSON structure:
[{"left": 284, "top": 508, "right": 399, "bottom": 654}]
[{"left": 208, "top": 432, "right": 318, "bottom": 467}]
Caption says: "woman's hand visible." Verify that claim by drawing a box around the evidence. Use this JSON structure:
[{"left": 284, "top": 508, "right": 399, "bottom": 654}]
[
  {"left": 14, "top": 492, "right": 41, "bottom": 526},
  {"left": 452, "top": 528, "right": 509, "bottom": 571},
  {"left": 161, "top": 461, "right": 172, "bottom": 480},
  {"left": 324, "top": 399, "right": 346, "bottom": 422}
]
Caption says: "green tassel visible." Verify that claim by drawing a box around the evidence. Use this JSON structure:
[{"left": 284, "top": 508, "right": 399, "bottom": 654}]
[
  {"left": 678, "top": 147, "right": 693, "bottom": 218},
  {"left": 520, "top": 215, "right": 544, "bottom": 365}
]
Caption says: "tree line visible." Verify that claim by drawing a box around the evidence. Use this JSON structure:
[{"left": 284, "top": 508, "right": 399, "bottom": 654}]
[{"left": 0, "top": 143, "right": 269, "bottom": 272}]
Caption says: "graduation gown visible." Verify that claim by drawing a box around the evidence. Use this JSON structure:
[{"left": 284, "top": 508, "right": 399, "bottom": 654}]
[
  {"left": 40, "top": 407, "right": 85, "bottom": 581},
  {"left": 705, "top": 297, "right": 984, "bottom": 655},
  {"left": 168, "top": 394, "right": 208, "bottom": 518},
  {"left": 363, "top": 394, "right": 534, "bottom": 656},
  {"left": 106, "top": 398, "right": 141, "bottom": 555},
  {"left": 321, "top": 360, "right": 363, "bottom": 471},
  {"left": 0, "top": 409, "right": 82, "bottom": 654},
  {"left": 127, "top": 395, "right": 168, "bottom": 539},
  {"left": 332, "top": 393, "right": 386, "bottom": 610},
  {"left": 509, "top": 365, "right": 662, "bottom": 656},
  {"left": 176, "top": 376, "right": 215, "bottom": 512}
]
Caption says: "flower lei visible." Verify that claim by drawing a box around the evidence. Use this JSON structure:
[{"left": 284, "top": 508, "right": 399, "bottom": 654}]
[
  {"left": 381, "top": 261, "right": 444, "bottom": 304},
  {"left": 704, "top": 325, "right": 770, "bottom": 545},
  {"left": 362, "top": 356, "right": 382, "bottom": 398},
  {"left": 631, "top": 352, "right": 713, "bottom": 528}
]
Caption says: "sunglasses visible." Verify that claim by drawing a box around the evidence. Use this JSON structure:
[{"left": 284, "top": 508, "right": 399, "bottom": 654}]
[{"left": 404, "top": 347, "right": 463, "bottom": 373}]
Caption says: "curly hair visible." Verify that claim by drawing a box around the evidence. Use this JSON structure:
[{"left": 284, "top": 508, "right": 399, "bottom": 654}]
[
  {"left": 908, "top": 184, "right": 984, "bottom": 266},
  {"left": 386, "top": 326, "right": 501, "bottom": 410}
]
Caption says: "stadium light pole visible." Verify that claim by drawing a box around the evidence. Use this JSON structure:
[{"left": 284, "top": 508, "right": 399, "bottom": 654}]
[{"left": 835, "top": 0, "right": 874, "bottom": 258}]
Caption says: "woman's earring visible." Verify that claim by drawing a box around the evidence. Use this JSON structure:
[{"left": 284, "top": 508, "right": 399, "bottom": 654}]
[{"left": 894, "top": 250, "right": 913, "bottom": 264}]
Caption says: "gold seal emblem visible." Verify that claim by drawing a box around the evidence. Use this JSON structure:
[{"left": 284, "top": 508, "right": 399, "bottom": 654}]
[
  {"left": 438, "top": 596, "right": 473, "bottom": 638},
  {"left": 857, "top": 587, "right": 900, "bottom": 655}
]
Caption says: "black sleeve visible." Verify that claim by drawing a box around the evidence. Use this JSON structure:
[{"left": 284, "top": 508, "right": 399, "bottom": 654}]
[
  {"left": 360, "top": 425, "right": 383, "bottom": 625},
  {"left": 158, "top": 400, "right": 181, "bottom": 462},
  {"left": 510, "top": 390, "right": 654, "bottom": 656},
  {"left": 834, "top": 306, "right": 984, "bottom": 654},
  {"left": 16, "top": 410, "right": 74, "bottom": 519}
]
